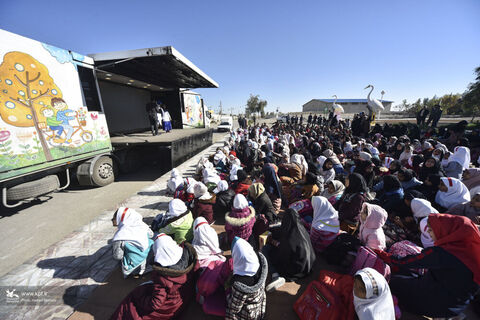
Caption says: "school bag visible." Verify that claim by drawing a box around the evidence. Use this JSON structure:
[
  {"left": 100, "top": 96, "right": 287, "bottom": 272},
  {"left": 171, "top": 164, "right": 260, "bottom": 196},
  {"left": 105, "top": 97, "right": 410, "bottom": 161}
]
[
  {"left": 322, "top": 233, "right": 361, "bottom": 266},
  {"left": 288, "top": 199, "right": 313, "bottom": 218},
  {"left": 294, "top": 271, "right": 356, "bottom": 320},
  {"left": 350, "top": 246, "right": 391, "bottom": 281}
]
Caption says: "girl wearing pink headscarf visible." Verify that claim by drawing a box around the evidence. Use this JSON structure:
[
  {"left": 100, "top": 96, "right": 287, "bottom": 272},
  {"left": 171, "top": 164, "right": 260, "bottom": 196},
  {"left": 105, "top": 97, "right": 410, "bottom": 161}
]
[{"left": 358, "top": 203, "right": 387, "bottom": 250}]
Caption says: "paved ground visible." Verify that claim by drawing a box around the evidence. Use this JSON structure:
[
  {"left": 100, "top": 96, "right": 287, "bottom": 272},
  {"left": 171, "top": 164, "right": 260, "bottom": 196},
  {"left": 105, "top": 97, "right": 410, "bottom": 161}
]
[{"left": 0, "top": 130, "right": 225, "bottom": 278}]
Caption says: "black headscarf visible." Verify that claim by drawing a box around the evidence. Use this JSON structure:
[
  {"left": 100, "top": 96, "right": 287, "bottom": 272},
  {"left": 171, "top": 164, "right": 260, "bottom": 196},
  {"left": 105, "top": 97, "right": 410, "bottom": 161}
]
[
  {"left": 418, "top": 157, "right": 443, "bottom": 182},
  {"left": 389, "top": 160, "right": 402, "bottom": 174},
  {"left": 271, "top": 208, "right": 316, "bottom": 279},
  {"left": 354, "top": 160, "right": 375, "bottom": 189},
  {"left": 344, "top": 173, "right": 369, "bottom": 194},
  {"left": 262, "top": 165, "right": 282, "bottom": 198},
  {"left": 383, "top": 175, "right": 402, "bottom": 192},
  {"left": 404, "top": 189, "right": 426, "bottom": 201},
  {"left": 305, "top": 172, "right": 317, "bottom": 185},
  {"left": 398, "top": 168, "right": 414, "bottom": 182}
]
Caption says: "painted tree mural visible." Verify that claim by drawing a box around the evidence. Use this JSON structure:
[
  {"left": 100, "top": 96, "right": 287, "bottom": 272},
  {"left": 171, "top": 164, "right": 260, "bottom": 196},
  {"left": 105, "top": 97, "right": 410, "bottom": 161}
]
[{"left": 0, "top": 51, "right": 63, "bottom": 161}]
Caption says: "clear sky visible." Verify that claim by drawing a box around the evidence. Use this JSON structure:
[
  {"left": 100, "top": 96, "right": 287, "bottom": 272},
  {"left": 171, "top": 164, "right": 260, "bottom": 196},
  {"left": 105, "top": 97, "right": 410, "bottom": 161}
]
[{"left": 1, "top": 0, "right": 479, "bottom": 113}]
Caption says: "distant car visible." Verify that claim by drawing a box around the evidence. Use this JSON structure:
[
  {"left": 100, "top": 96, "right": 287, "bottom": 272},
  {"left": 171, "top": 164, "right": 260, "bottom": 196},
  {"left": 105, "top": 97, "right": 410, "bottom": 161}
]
[
  {"left": 217, "top": 116, "right": 233, "bottom": 132},
  {"left": 276, "top": 115, "right": 288, "bottom": 123}
]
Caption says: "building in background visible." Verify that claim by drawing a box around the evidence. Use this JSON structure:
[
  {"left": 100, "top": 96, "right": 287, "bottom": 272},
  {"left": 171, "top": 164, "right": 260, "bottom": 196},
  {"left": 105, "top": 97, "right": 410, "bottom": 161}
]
[{"left": 302, "top": 99, "right": 394, "bottom": 114}]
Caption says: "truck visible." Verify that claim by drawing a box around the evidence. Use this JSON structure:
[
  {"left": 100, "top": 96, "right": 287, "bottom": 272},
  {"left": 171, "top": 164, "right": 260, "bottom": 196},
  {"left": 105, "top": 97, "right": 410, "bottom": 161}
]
[
  {"left": 217, "top": 116, "right": 233, "bottom": 132},
  {"left": 0, "top": 29, "right": 218, "bottom": 208}
]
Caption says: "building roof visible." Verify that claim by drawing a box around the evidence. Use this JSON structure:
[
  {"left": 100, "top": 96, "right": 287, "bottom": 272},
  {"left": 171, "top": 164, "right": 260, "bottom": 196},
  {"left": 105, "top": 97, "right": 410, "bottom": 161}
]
[{"left": 313, "top": 99, "right": 393, "bottom": 103}]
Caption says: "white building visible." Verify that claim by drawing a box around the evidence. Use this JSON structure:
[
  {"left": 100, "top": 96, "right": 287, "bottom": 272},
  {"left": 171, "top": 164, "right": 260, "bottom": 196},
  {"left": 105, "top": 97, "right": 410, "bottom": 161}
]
[{"left": 303, "top": 99, "right": 394, "bottom": 114}]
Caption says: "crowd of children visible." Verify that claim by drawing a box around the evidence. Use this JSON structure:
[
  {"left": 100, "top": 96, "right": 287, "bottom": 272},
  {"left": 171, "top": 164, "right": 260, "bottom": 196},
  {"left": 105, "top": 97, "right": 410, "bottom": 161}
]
[{"left": 109, "top": 118, "right": 480, "bottom": 320}]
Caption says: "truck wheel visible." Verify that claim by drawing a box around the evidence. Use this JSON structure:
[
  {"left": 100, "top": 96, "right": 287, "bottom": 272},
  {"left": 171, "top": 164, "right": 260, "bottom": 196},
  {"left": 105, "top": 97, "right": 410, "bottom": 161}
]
[
  {"left": 7, "top": 175, "right": 60, "bottom": 201},
  {"left": 91, "top": 156, "right": 114, "bottom": 187}
]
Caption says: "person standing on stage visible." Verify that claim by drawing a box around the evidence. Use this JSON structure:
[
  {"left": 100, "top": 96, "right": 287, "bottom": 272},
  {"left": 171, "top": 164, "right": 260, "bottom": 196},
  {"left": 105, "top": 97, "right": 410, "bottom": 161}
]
[{"left": 146, "top": 99, "right": 159, "bottom": 136}]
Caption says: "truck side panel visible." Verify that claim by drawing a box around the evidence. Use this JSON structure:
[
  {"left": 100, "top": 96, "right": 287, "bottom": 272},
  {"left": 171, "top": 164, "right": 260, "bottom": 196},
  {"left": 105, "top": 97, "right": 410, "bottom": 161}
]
[{"left": 0, "top": 29, "right": 111, "bottom": 182}]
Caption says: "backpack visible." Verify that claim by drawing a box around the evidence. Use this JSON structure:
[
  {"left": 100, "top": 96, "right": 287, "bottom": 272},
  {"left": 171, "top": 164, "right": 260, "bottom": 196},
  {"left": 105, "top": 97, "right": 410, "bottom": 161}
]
[
  {"left": 289, "top": 199, "right": 313, "bottom": 218},
  {"left": 322, "top": 233, "right": 361, "bottom": 266},
  {"left": 294, "top": 280, "right": 346, "bottom": 320},
  {"left": 350, "top": 246, "right": 391, "bottom": 281}
]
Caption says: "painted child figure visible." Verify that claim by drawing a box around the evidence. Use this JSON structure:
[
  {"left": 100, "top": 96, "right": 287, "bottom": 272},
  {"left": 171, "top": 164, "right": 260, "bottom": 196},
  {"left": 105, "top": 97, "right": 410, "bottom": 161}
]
[
  {"left": 112, "top": 207, "right": 154, "bottom": 278},
  {"left": 51, "top": 97, "right": 75, "bottom": 144},
  {"left": 41, "top": 106, "right": 63, "bottom": 142}
]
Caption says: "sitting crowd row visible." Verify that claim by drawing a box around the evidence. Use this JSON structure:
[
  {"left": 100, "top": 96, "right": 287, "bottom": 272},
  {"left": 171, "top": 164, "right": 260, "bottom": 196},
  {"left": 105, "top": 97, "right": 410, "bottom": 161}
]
[{"left": 109, "top": 120, "right": 480, "bottom": 320}]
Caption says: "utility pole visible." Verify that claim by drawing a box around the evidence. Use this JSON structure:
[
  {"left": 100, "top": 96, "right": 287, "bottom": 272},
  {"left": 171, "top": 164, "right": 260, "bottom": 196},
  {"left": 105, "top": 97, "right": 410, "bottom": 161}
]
[
  {"left": 230, "top": 107, "right": 233, "bottom": 116},
  {"left": 219, "top": 101, "right": 223, "bottom": 115}
]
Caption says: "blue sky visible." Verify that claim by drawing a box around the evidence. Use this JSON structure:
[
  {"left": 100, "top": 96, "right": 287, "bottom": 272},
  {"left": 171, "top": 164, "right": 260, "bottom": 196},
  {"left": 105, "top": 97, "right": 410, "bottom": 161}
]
[{"left": 1, "top": 0, "right": 479, "bottom": 113}]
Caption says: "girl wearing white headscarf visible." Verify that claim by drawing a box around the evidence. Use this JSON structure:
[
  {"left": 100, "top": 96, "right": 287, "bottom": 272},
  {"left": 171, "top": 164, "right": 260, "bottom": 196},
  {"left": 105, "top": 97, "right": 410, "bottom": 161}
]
[
  {"left": 193, "top": 217, "right": 225, "bottom": 267},
  {"left": 110, "top": 233, "right": 197, "bottom": 319},
  {"left": 410, "top": 198, "right": 439, "bottom": 223},
  {"left": 112, "top": 207, "right": 154, "bottom": 278},
  {"left": 435, "top": 177, "right": 470, "bottom": 210},
  {"left": 226, "top": 237, "right": 267, "bottom": 320},
  {"left": 321, "top": 180, "right": 345, "bottom": 205},
  {"left": 290, "top": 154, "right": 308, "bottom": 176},
  {"left": 316, "top": 155, "right": 336, "bottom": 184},
  {"left": 444, "top": 146, "right": 470, "bottom": 179},
  {"left": 157, "top": 199, "right": 194, "bottom": 244},
  {"left": 193, "top": 182, "right": 216, "bottom": 224},
  {"left": 193, "top": 217, "right": 230, "bottom": 314},
  {"left": 203, "top": 167, "right": 221, "bottom": 188},
  {"left": 353, "top": 268, "right": 395, "bottom": 320},
  {"left": 167, "top": 169, "right": 183, "bottom": 193},
  {"left": 399, "top": 145, "right": 413, "bottom": 165},
  {"left": 309, "top": 196, "right": 340, "bottom": 253}
]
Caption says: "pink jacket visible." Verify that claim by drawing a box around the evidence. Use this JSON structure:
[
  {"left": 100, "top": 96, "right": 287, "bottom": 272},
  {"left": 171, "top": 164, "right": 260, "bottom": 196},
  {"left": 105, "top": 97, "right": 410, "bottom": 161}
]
[{"left": 359, "top": 203, "right": 387, "bottom": 250}]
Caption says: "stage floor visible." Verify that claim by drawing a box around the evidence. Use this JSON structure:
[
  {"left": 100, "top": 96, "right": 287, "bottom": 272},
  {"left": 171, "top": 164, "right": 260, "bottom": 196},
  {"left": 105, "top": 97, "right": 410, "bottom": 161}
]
[{"left": 110, "top": 128, "right": 212, "bottom": 146}]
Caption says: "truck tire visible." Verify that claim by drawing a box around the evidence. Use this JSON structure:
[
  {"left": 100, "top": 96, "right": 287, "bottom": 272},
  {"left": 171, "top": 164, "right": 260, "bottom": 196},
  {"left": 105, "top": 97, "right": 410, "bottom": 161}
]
[
  {"left": 91, "top": 156, "right": 115, "bottom": 187},
  {"left": 7, "top": 175, "right": 60, "bottom": 201}
]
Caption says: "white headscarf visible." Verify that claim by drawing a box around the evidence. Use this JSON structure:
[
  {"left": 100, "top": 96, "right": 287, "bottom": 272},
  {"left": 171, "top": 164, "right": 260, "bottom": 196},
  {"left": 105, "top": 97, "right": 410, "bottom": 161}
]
[
  {"left": 410, "top": 198, "right": 439, "bottom": 222},
  {"left": 399, "top": 146, "right": 413, "bottom": 162},
  {"left": 291, "top": 154, "right": 308, "bottom": 176},
  {"left": 203, "top": 167, "right": 221, "bottom": 185},
  {"left": 167, "top": 169, "right": 183, "bottom": 193},
  {"left": 344, "top": 141, "right": 353, "bottom": 153},
  {"left": 192, "top": 217, "right": 225, "bottom": 261},
  {"left": 383, "top": 157, "right": 394, "bottom": 169},
  {"left": 167, "top": 199, "right": 188, "bottom": 217},
  {"left": 449, "top": 146, "right": 470, "bottom": 170},
  {"left": 354, "top": 268, "right": 395, "bottom": 320},
  {"left": 185, "top": 177, "right": 198, "bottom": 194},
  {"left": 230, "top": 164, "right": 241, "bottom": 181},
  {"left": 213, "top": 152, "right": 226, "bottom": 165},
  {"left": 194, "top": 182, "right": 212, "bottom": 200},
  {"left": 359, "top": 151, "right": 372, "bottom": 161},
  {"left": 112, "top": 207, "right": 151, "bottom": 251},
  {"left": 232, "top": 237, "right": 260, "bottom": 276},
  {"left": 233, "top": 194, "right": 249, "bottom": 209},
  {"left": 435, "top": 177, "right": 470, "bottom": 209},
  {"left": 311, "top": 196, "right": 340, "bottom": 233},
  {"left": 213, "top": 180, "right": 229, "bottom": 194},
  {"left": 419, "top": 217, "right": 434, "bottom": 248},
  {"left": 153, "top": 233, "right": 183, "bottom": 267}
]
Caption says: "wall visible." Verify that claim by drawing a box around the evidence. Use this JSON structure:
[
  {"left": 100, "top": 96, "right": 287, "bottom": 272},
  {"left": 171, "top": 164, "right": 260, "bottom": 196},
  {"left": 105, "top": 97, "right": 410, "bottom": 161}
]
[{"left": 98, "top": 81, "right": 151, "bottom": 134}]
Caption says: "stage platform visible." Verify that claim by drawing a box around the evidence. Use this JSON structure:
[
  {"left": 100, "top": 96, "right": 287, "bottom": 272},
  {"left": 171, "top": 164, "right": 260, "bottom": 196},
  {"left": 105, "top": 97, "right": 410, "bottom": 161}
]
[{"left": 110, "top": 128, "right": 213, "bottom": 172}]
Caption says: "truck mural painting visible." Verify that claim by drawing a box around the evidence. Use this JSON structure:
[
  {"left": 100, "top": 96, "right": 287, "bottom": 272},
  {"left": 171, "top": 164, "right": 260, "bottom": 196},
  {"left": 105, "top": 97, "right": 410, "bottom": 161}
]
[
  {"left": 182, "top": 92, "right": 204, "bottom": 128},
  {"left": 0, "top": 31, "right": 111, "bottom": 181}
]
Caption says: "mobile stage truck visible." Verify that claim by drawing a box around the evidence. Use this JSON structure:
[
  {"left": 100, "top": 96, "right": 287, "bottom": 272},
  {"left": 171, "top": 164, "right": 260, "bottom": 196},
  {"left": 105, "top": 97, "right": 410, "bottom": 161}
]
[{"left": 0, "top": 29, "right": 218, "bottom": 207}]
